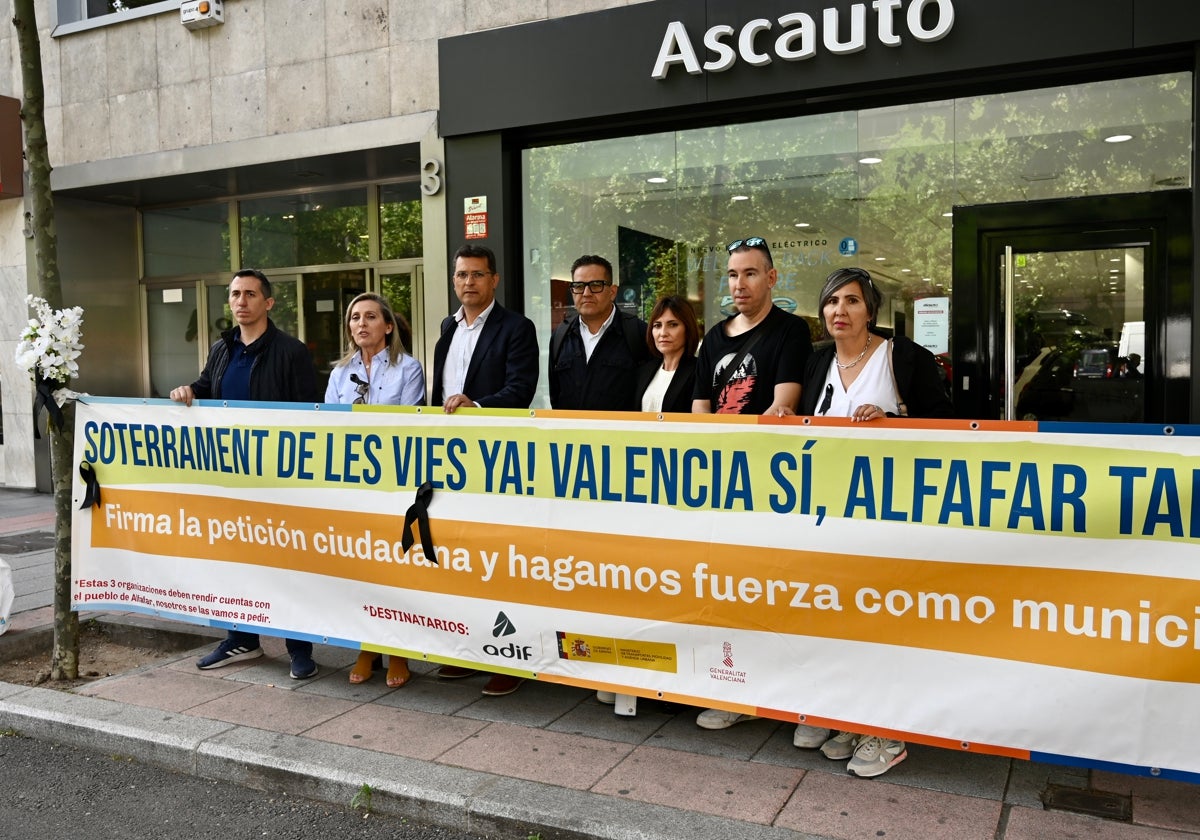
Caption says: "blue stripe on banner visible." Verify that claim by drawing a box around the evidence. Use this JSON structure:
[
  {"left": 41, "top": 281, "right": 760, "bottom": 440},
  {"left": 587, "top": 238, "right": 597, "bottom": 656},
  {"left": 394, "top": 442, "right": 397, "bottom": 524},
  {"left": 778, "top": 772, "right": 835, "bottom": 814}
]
[
  {"left": 80, "top": 396, "right": 327, "bottom": 412},
  {"left": 1036, "top": 421, "right": 1200, "bottom": 437},
  {"left": 1030, "top": 751, "right": 1200, "bottom": 784},
  {"left": 202, "top": 619, "right": 359, "bottom": 650}
]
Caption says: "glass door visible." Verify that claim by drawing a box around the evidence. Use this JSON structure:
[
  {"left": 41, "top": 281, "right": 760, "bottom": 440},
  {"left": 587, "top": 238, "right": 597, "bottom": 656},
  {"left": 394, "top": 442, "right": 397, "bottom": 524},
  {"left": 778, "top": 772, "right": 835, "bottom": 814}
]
[
  {"left": 1006, "top": 246, "right": 1145, "bottom": 422},
  {"left": 146, "top": 284, "right": 199, "bottom": 400},
  {"left": 952, "top": 192, "right": 1192, "bottom": 424},
  {"left": 301, "top": 269, "right": 368, "bottom": 395}
]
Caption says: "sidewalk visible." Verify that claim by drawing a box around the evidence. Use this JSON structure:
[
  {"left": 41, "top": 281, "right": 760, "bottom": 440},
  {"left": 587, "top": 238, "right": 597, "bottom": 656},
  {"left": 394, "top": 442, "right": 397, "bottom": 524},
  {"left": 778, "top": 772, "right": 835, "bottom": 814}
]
[{"left": 2, "top": 487, "right": 1198, "bottom": 840}]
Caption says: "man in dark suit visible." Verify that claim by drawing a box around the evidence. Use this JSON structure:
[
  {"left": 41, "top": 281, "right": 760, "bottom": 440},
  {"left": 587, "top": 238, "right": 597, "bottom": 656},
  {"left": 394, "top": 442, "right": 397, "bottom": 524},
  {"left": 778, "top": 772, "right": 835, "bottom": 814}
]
[
  {"left": 431, "top": 244, "right": 538, "bottom": 413},
  {"left": 430, "top": 243, "right": 538, "bottom": 696}
]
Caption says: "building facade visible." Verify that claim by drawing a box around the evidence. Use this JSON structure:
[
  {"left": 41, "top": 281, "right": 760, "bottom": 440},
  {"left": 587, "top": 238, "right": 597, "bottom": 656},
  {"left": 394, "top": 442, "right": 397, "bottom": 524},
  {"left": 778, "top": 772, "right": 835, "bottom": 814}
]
[{"left": 0, "top": 0, "right": 1197, "bottom": 488}]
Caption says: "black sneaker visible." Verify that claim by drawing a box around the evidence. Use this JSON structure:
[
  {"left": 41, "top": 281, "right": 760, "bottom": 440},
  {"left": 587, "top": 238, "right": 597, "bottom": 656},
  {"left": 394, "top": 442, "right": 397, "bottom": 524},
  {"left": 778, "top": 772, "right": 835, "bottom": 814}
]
[
  {"left": 197, "top": 639, "right": 263, "bottom": 670},
  {"left": 290, "top": 652, "right": 318, "bottom": 680}
]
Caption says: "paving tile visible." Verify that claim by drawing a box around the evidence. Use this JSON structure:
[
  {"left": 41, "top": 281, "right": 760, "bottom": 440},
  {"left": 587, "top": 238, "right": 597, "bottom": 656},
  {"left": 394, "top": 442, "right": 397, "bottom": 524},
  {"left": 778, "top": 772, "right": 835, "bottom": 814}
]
[
  {"left": 545, "top": 693, "right": 675, "bottom": 745},
  {"left": 185, "top": 683, "right": 358, "bottom": 735},
  {"left": 593, "top": 743, "right": 804, "bottom": 825},
  {"left": 372, "top": 669, "right": 494, "bottom": 716},
  {"left": 304, "top": 702, "right": 486, "bottom": 760},
  {"left": 640, "top": 708, "right": 783, "bottom": 760},
  {"left": 451, "top": 678, "right": 591, "bottom": 728},
  {"left": 1006, "top": 758, "right": 1089, "bottom": 809},
  {"left": 1092, "top": 771, "right": 1200, "bottom": 833},
  {"left": 75, "top": 667, "right": 249, "bottom": 711},
  {"left": 439, "top": 720, "right": 634, "bottom": 789},
  {"left": 775, "top": 766, "right": 1001, "bottom": 840},
  {"left": 1004, "top": 805, "right": 1195, "bottom": 839}
]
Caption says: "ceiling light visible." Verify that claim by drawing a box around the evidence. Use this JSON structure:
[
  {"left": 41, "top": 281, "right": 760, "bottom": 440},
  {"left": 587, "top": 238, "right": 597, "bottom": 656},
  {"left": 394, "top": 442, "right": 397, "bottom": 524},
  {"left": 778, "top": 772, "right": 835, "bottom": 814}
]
[
  {"left": 874, "top": 256, "right": 886, "bottom": 261},
  {"left": 732, "top": 195, "right": 749, "bottom": 201},
  {"left": 1104, "top": 134, "right": 1133, "bottom": 143},
  {"left": 646, "top": 176, "right": 668, "bottom": 184},
  {"left": 1109, "top": 269, "right": 1120, "bottom": 274},
  {"left": 901, "top": 268, "right": 911, "bottom": 273},
  {"left": 858, "top": 156, "right": 882, "bottom": 165},
  {"left": 942, "top": 211, "right": 953, "bottom": 217},
  {"left": 923, "top": 277, "right": 932, "bottom": 282},
  {"left": 1109, "top": 257, "right": 1121, "bottom": 262},
  {"left": 794, "top": 222, "right": 810, "bottom": 228}
]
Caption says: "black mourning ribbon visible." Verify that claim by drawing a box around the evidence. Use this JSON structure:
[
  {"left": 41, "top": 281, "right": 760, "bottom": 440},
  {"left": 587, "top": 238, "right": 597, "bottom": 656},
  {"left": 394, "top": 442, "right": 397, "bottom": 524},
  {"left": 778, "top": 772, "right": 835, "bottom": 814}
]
[
  {"left": 33, "top": 376, "right": 65, "bottom": 438},
  {"left": 401, "top": 481, "right": 437, "bottom": 563},
  {"left": 818, "top": 383, "right": 834, "bottom": 416},
  {"left": 78, "top": 461, "right": 102, "bottom": 509}
]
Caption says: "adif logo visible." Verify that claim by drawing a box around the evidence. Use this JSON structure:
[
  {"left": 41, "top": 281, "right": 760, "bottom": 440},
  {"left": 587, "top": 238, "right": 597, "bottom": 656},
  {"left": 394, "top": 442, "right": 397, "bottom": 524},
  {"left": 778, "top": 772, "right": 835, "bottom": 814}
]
[
  {"left": 493, "top": 611, "right": 516, "bottom": 638},
  {"left": 722, "top": 641, "right": 734, "bottom": 668},
  {"left": 485, "top": 611, "right": 532, "bottom": 661}
]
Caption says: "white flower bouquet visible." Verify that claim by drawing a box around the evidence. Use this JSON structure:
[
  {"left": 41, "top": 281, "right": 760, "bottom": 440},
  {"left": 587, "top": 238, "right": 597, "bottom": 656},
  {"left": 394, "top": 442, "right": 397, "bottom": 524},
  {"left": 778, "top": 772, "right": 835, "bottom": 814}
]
[{"left": 15, "top": 294, "right": 85, "bottom": 414}]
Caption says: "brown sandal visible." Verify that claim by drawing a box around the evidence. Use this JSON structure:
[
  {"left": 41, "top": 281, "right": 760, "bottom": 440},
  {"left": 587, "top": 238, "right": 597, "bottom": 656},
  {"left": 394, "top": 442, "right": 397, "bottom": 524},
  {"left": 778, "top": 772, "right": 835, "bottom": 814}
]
[
  {"left": 386, "top": 656, "right": 411, "bottom": 688},
  {"left": 348, "top": 651, "right": 382, "bottom": 684}
]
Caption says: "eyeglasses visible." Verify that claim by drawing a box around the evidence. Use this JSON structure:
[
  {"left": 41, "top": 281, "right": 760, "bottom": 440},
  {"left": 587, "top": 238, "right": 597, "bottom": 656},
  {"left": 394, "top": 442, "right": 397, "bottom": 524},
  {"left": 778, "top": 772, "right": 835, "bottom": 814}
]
[
  {"left": 453, "top": 270, "right": 492, "bottom": 282},
  {"left": 349, "top": 373, "right": 369, "bottom": 404},
  {"left": 727, "top": 237, "right": 768, "bottom": 252},
  {"left": 568, "top": 280, "right": 611, "bottom": 294}
]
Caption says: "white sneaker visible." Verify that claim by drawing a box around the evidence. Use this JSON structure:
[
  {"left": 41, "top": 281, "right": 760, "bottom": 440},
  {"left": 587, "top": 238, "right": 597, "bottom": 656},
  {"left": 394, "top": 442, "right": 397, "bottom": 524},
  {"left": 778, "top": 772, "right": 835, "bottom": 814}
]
[
  {"left": 820, "top": 731, "right": 859, "bottom": 760},
  {"left": 696, "top": 708, "right": 759, "bottom": 730},
  {"left": 596, "top": 690, "right": 616, "bottom": 704},
  {"left": 792, "top": 724, "right": 831, "bottom": 748},
  {"left": 846, "top": 737, "right": 907, "bottom": 778}
]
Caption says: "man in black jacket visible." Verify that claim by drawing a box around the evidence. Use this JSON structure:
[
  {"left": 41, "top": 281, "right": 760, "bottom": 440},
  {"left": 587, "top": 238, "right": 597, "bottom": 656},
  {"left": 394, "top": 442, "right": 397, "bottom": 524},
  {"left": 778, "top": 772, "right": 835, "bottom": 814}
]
[
  {"left": 429, "top": 244, "right": 539, "bottom": 696},
  {"left": 549, "top": 254, "right": 649, "bottom": 410},
  {"left": 170, "top": 268, "right": 321, "bottom": 679}
]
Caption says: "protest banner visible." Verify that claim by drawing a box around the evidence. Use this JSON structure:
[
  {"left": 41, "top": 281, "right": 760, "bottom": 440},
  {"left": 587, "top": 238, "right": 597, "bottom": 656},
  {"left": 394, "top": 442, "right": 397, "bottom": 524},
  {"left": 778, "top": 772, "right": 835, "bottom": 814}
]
[{"left": 71, "top": 397, "right": 1200, "bottom": 778}]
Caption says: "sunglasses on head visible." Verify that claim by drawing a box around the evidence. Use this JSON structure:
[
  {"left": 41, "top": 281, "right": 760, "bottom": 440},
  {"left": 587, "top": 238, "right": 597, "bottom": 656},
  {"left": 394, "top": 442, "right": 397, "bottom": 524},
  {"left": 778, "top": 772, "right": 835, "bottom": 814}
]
[
  {"left": 349, "top": 373, "right": 369, "bottom": 404},
  {"left": 726, "top": 236, "right": 768, "bottom": 253}
]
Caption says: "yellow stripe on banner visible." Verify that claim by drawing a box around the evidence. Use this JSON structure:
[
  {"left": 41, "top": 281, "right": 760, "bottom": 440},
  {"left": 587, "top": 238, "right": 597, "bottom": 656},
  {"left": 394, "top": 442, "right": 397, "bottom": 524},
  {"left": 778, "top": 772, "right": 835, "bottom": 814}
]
[{"left": 92, "top": 487, "right": 1200, "bottom": 685}]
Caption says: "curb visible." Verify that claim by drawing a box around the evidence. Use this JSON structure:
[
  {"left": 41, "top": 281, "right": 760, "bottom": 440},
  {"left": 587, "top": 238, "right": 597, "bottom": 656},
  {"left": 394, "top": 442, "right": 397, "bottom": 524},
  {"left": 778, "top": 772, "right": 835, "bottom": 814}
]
[{"left": 0, "top": 677, "right": 815, "bottom": 840}]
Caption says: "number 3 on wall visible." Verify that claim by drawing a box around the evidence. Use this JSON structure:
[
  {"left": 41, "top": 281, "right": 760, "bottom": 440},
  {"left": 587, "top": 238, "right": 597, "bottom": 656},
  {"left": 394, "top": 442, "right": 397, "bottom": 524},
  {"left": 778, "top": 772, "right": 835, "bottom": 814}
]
[{"left": 421, "top": 158, "right": 443, "bottom": 196}]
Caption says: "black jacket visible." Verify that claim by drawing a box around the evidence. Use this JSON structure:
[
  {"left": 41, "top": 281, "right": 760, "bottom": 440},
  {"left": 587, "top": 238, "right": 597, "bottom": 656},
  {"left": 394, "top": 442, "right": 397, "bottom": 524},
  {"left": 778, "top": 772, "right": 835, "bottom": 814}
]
[
  {"left": 431, "top": 303, "right": 539, "bottom": 408},
  {"left": 632, "top": 356, "right": 697, "bottom": 413},
  {"left": 191, "top": 319, "right": 318, "bottom": 403},
  {"left": 550, "top": 310, "right": 650, "bottom": 410},
  {"left": 799, "top": 333, "right": 952, "bottom": 418}
]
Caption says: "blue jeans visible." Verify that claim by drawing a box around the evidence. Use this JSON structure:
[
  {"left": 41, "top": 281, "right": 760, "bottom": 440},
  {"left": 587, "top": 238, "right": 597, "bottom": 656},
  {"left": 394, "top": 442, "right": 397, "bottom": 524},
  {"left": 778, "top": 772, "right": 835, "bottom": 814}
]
[{"left": 225, "top": 629, "right": 312, "bottom": 658}]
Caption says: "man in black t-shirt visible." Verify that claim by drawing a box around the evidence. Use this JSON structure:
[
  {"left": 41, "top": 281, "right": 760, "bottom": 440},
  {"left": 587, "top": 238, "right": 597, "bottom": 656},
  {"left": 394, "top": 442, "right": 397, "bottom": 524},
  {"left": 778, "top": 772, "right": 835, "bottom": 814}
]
[{"left": 692, "top": 237, "right": 812, "bottom": 415}]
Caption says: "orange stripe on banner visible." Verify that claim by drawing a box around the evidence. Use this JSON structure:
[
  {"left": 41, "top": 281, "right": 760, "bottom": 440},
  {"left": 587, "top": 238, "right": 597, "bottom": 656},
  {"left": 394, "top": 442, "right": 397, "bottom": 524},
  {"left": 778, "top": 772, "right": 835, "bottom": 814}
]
[{"left": 91, "top": 487, "right": 1200, "bottom": 685}]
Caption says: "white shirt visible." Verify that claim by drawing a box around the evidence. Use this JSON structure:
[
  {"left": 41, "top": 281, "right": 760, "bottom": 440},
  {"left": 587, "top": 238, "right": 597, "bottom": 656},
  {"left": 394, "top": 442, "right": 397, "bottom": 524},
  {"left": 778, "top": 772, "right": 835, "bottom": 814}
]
[
  {"left": 820, "top": 342, "right": 900, "bottom": 417},
  {"left": 442, "top": 300, "right": 496, "bottom": 403},
  {"left": 640, "top": 366, "right": 675, "bottom": 412},
  {"left": 579, "top": 305, "right": 616, "bottom": 362}
]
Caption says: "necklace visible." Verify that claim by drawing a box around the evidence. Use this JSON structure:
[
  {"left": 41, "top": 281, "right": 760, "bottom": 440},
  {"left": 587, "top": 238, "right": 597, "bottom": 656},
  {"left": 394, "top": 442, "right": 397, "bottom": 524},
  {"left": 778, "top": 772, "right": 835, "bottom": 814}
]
[{"left": 835, "top": 335, "right": 872, "bottom": 370}]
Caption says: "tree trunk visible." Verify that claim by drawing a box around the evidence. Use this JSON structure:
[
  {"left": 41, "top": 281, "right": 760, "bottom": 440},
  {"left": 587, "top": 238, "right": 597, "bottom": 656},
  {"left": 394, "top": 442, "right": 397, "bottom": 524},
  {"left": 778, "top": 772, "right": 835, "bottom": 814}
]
[
  {"left": 48, "top": 405, "right": 78, "bottom": 679},
  {"left": 14, "top": 0, "right": 77, "bottom": 677}
]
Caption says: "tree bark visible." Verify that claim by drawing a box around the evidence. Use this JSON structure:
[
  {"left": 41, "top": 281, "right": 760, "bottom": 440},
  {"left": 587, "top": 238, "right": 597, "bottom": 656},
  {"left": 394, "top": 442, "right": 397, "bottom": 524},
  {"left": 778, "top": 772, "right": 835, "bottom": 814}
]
[{"left": 14, "top": 0, "right": 77, "bottom": 678}]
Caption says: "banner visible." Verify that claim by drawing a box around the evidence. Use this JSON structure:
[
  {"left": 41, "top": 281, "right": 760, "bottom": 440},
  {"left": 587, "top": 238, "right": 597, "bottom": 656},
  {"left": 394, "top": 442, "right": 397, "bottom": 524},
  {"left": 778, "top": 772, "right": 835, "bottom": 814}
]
[{"left": 71, "top": 398, "right": 1200, "bottom": 779}]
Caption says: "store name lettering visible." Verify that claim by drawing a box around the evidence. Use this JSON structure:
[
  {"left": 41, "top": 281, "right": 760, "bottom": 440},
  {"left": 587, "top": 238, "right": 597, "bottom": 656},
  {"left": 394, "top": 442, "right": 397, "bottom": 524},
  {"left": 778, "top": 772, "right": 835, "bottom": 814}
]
[{"left": 651, "top": 0, "right": 955, "bottom": 80}]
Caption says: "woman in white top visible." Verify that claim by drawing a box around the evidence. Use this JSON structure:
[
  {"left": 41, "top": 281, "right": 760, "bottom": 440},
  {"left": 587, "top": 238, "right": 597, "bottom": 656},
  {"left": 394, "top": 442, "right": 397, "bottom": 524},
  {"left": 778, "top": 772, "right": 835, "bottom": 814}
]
[
  {"left": 794, "top": 267, "right": 951, "bottom": 778},
  {"left": 631, "top": 294, "right": 700, "bottom": 413},
  {"left": 325, "top": 292, "right": 425, "bottom": 688}
]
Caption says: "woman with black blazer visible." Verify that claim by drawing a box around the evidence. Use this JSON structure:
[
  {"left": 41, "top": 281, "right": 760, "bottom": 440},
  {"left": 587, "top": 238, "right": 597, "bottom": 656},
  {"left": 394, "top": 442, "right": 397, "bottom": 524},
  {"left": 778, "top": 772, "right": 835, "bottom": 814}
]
[{"left": 631, "top": 294, "right": 701, "bottom": 413}]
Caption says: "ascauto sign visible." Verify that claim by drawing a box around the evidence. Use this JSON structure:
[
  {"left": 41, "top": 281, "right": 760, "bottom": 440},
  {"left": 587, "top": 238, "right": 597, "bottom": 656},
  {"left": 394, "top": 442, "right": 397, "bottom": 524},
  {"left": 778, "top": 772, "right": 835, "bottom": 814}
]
[{"left": 651, "top": 0, "right": 955, "bottom": 79}]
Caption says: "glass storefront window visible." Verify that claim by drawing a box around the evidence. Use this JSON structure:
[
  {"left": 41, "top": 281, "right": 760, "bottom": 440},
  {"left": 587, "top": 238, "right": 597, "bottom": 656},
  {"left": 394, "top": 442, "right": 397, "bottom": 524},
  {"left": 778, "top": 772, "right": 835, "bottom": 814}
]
[
  {"left": 380, "top": 182, "right": 423, "bottom": 260},
  {"left": 522, "top": 72, "right": 1191, "bottom": 407},
  {"left": 240, "top": 188, "right": 368, "bottom": 269},
  {"left": 143, "top": 203, "right": 230, "bottom": 277},
  {"left": 205, "top": 276, "right": 298, "bottom": 347}
]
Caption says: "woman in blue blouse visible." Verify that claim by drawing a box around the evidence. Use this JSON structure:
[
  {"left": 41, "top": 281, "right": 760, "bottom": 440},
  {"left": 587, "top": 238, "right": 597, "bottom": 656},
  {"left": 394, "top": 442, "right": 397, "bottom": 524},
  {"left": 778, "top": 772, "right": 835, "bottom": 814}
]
[{"left": 325, "top": 292, "right": 425, "bottom": 687}]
